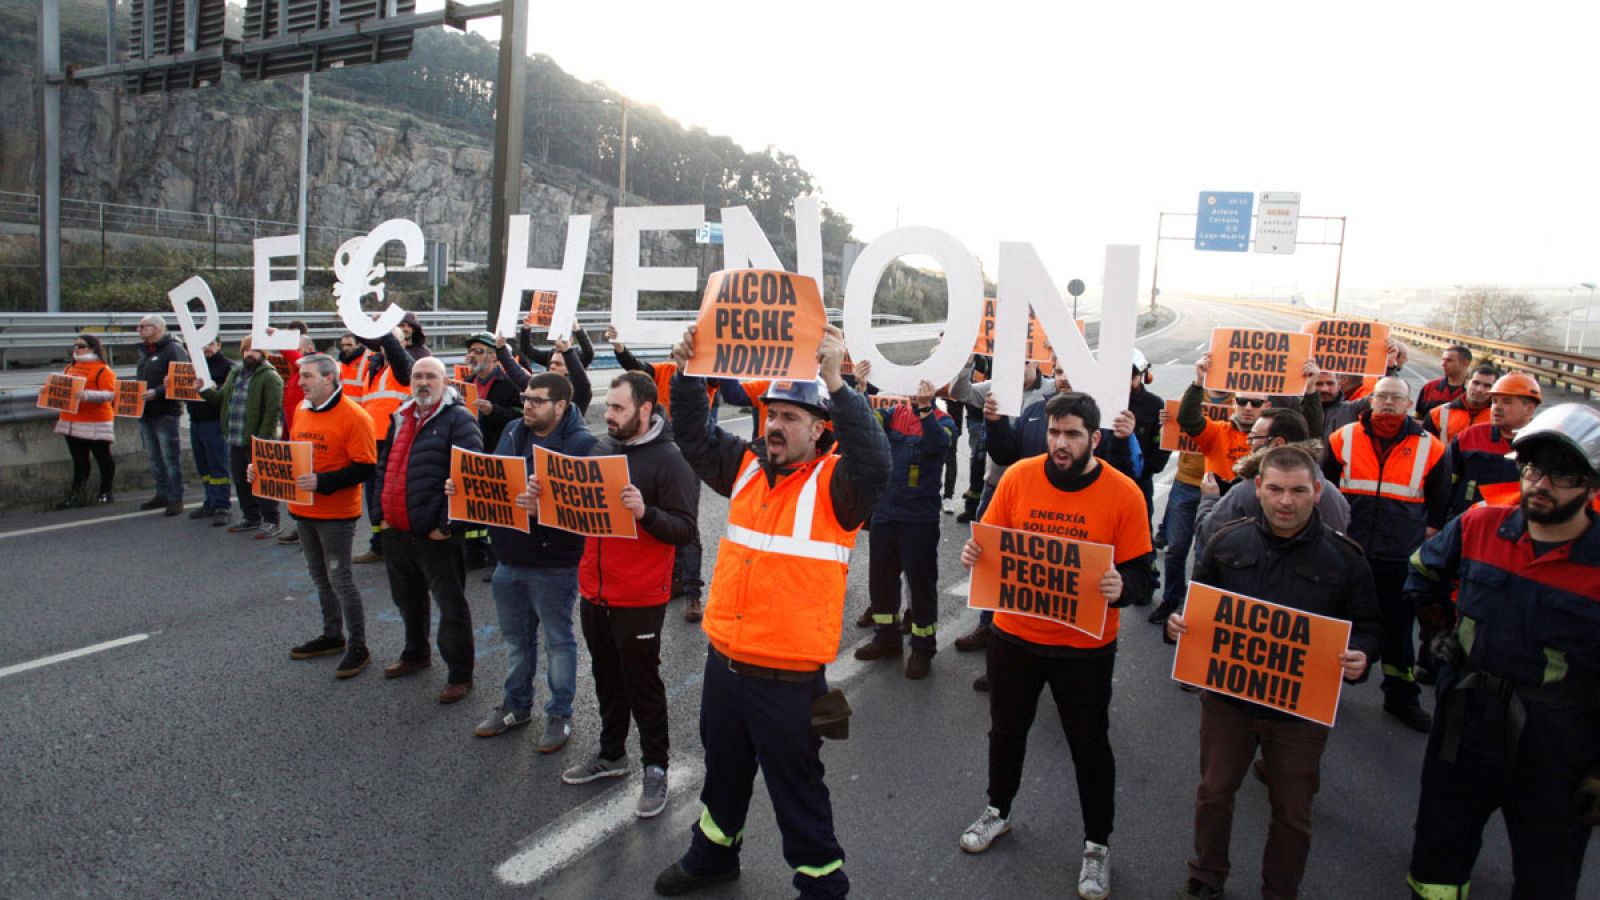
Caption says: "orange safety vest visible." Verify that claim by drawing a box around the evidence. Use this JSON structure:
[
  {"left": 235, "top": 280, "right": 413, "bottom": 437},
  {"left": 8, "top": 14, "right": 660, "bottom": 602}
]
[
  {"left": 339, "top": 357, "right": 367, "bottom": 404},
  {"left": 703, "top": 451, "right": 860, "bottom": 670},
  {"left": 1330, "top": 423, "right": 1444, "bottom": 502},
  {"left": 361, "top": 362, "right": 410, "bottom": 442},
  {"left": 1430, "top": 403, "right": 1490, "bottom": 443}
]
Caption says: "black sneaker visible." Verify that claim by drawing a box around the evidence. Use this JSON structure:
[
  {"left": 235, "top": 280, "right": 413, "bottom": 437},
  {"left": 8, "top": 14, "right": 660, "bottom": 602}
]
[
  {"left": 138, "top": 496, "right": 168, "bottom": 511},
  {"left": 290, "top": 635, "right": 346, "bottom": 660},
  {"left": 653, "top": 861, "right": 738, "bottom": 897},
  {"left": 188, "top": 506, "right": 213, "bottom": 520},
  {"left": 853, "top": 641, "right": 902, "bottom": 661},
  {"left": 973, "top": 673, "right": 990, "bottom": 692},
  {"left": 335, "top": 645, "right": 370, "bottom": 679},
  {"left": 1384, "top": 700, "right": 1432, "bottom": 733},
  {"left": 1148, "top": 602, "right": 1179, "bottom": 625}
]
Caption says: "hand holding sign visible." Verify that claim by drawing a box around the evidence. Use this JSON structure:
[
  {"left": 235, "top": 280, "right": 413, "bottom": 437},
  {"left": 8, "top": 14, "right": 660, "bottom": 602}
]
[
  {"left": 448, "top": 447, "right": 528, "bottom": 532},
  {"left": 817, "top": 325, "right": 848, "bottom": 392},
  {"left": 114, "top": 380, "right": 146, "bottom": 418},
  {"left": 38, "top": 374, "right": 86, "bottom": 414},
  {"left": 1204, "top": 329, "right": 1315, "bottom": 396},
  {"left": 165, "top": 361, "right": 203, "bottom": 401},
  {"left": 967, "top": 522, "right": 1116, "bottom": 639},
  {"left": 620, "top": 483, "right": 646, "bottom": 520},
  {"left": 533, "top": 446, "right": 637, "bottom": 538},
  {"left": 686, "top": 269, "right": 827, "bottom": 381},
  {"left": 1302, "top": 320, "right": 1389, "bottom": 377},
  {"left": 251, "top": 437, "right": 314, "bottom": 505},
  {"left": 669, "top": 326, "right": 697, "bottom": 374}
]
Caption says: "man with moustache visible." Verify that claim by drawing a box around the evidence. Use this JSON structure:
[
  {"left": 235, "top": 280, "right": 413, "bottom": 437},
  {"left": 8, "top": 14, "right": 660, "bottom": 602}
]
[
  {"left": 956, "top": 392, "right": 1153, "bottom": 900},
  {"left": 654, "top": 325, "right": 889, "bottom": 899},
  {"left": 1405, "top": 404, "right": 1600, "bottom": 900},
  {"left": 1415, "top": 345, "right": 1473, "bottom": 420},
  {"left": 1424, "top": 364, "right": 1497, "bottom": 443},
  {"left": 372, "top": 357, "right": 483, "bottom": 703},
  {"left": 203, "top": 336, "right": 284, "bottom": 537},
  {"left": 1436, "top": 372, "right": 1543, "bottom": 524}
]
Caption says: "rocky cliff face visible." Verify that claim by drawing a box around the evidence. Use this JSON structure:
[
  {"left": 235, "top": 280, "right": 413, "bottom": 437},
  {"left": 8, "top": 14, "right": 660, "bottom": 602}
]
[{"left": 3, "top": 72, "right": 692, "bottom": 271}]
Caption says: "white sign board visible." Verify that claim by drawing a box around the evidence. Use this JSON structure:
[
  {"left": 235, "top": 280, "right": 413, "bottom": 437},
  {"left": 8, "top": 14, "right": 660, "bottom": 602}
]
[{"left": 1255, "top": 191, "right": 1300, "bottom": 255}]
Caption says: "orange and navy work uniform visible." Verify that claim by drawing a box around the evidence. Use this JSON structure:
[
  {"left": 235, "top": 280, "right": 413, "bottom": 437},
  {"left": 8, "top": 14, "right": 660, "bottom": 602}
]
[
  {"left": 1327, "top": 419, "right": 1448, "bottom": 560},
  {"left": 1426, "top": 399, "right": 1490, "bottom": 444},
  {"left": 1437, "top": 423, "right": 1522, "bottom": 527},
  {"left": 289, "top": 389, "right": 377, "bottom": 520}
]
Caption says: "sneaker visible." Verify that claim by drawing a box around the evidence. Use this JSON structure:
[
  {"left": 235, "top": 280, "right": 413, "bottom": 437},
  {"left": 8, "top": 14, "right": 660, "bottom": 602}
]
[
  {"left": 1078, "top": 840, "right": 1110, "bottom": 899},
  {"left": 853, "top": 641, "right": 902, "bottom": 661},
  {"left": 973, "top": 673, "right": 990, "bottom": 692},
  {"left": 212, "top": 509, "right": 230, "bottom": 527},
  {"left": 164, "top": 500, "right": 184, "bottom": 517},
  {"left": 942, "top": 497, "right": 956, "bottom": 515},
  {"left": 227, "top": 519, "right": 261, "bottom": 534},
  {"left": 1177, "top": 877, "right": 1224, "bottom": 899},
  {"left": 638, "top": 765, "right": 668, "bottom": 818},
  {"left": 959, "top": 806, "right": 1010, "bottom": 853},
  {"left": 1384, "top": 700, "right": 1433, "bottom": 733},
  {"left": 475, "top": 706, "right": 533, "bottom": 738},
  {"left": 905, "top": 650, "right": 932, "bottom": 680},
  {"left": 188, "top": 506, "right": 213, "bottom": 520},
  {"left": 138, "top": 496, "right": 168, "bottom": 511},
  {"left": 1148, "top": 601, "right": 1179, "bottom": 625},
  {"left": 537, "top": 716, "right": 572, "bottom": 753},
  {"left": 95, "top": 493, "right": 114, "bottom": 504},
  {"left": 256, "top": 522, "right": 283, "bottom": 540},
  {"left": 953, "top": 624, "right": 991, "bottom": 652},
  {"left": 562, "top": 753, "right": 629, "bottom": 785},
  {"left": 353, "top": 550, "right": 383, "bottom": 564},
  {"left": 335, "top": 645, "right": 370, "bottom": 679},
  {"left": 290, "top": 635, "right": 346, "bottom": 659},
  {"left": 654, "top": 861, "right": 739, "bottom": 896},
  {"left": 682, "top": 597, "right": 703, "bottom": 623},
  {"left": 277, "top": 528, "right": 299, "bottom": 544}
]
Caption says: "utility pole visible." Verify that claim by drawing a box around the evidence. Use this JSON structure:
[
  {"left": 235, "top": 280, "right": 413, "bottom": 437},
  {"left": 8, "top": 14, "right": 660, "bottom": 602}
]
[
  {"left": 39, "top": 0, "right": 62, "bottom": 313},
  {"left": 618, "top": 98, "right": 630, "bottom": 197},
  {"left": 1148, "top": 212, "right": 1164, "bottom": 313},
  {"left": 486, "top": 0, "right": 529, "bottom": 330},
  {"left": 296, "top": 74, "right": 310, "bottom": 309}
]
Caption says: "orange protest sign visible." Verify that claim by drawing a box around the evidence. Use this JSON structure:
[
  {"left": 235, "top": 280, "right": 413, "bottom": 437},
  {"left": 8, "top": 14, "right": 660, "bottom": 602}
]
[
  {"left": 114, "top": 380, "right": 146, "bottom": 418},
  {"left": 452, "top": 380, "right": 480, "bottom": 417},
  {"left": 867, "top": 393, "right": 912, "bottom": 411},
  {"left": 448, "top": 447, "right": 529, "bottom": 533},
  {"left": 525, "top": 290, "right": 560, "bottom": 328},
  {"left": 685, "top": 269, "right": 827, "bottom": 380},
  {"left": 37, "top": 373, "right": 86, "bottom": 414},
  {"left": 251, "top": 437, "right": 314, "bottom": 506},
  {"left": 1171, "top": 582, "right": 1353, "bottom": 727},
  {"left": 1159, "top": 398, "right": 1233, "bottom": 452},
  {"left": 533, "top": 446, "right": 637, "bottom": 538},
  {"left": 165, "top": 361, "right": 203, "bottom": 401},
  {"left": 1205, "top": 328, "right": 1314, "bottom": 396},
  {"left": 972, "top": 297, "right": 1083, "bottom": 364},
  {"left": 268, "top": 354, "right": 294, "bottom": 382},
  {"left": 1301, "top": 320, "right": 1390, "bottom": 377},
  {"left": 453, "top": 363, "right": 473, "bottom": 383},
  {"left": 967, "top": 522, "right": 1115, "bottom": 640}
]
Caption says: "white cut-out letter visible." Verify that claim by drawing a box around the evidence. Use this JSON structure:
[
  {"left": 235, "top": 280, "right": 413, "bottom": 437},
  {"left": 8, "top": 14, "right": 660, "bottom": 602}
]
[
  {"left": 251, "top": 234, "right": 303, "bottom": 352},
  {"left": 611, "top": 205, "right": 703, "bottom": 345},
  {"left": 720, "top": 195, "right": 823, "bottom": 286},
  {"left": 168, "top": 275, "right": 221, "bottom": 390},
  {"left": 333, "top": 219, "right": 424, "bottom": 340},
  {"left": 841, "top": 227, "right": 984, "bottom": 396},
  {"left": 495, "top": 214, "right": 592, "bottom": 341}
]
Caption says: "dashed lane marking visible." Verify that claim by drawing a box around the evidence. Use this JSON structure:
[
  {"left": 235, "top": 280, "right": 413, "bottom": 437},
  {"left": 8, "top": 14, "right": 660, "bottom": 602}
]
[
  {"left": 0, "top": 503, "right": 205, "bottom": 540},
  {"left": 0, "top": 633, "right": 150, "bottom": 679}
]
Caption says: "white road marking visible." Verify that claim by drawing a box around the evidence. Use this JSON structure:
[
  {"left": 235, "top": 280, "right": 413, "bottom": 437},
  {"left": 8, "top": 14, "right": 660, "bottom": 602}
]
[
  {"left": 0, "top": 503, "right": 205, "bottom": 540},
  {"left": 0, "top": 633, "right": 150, "bottom": 679}
]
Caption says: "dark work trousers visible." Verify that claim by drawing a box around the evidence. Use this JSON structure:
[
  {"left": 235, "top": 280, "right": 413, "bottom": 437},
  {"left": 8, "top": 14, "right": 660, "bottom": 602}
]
[
  {"left": 985, "top": 635, "right": 1116, "bottom": 844},
  {"left": 1189, "top": 693, "right": 1330, "bottom": 900},
  {"left": 381, "top": 528, "right": 473, "bottom": 684},
  {"left": 363, "top": 439, "right": 388, "bottom": 554},
  {"left": 579, "top": 601, "right": 669, "bottom": 769},
  {"left": 1408, "top": 677, "right": 1600, "bottom": 900},
  {"left": 867, "top": 520, "right": 940, "bottom": 654},
  {"left": 963, "top": 416, "right": 987, "bottom": 510},
  {"left": 943, "top": 404, "right": 964, "bottom": 500},
  {"left": 230, "top": 444, "right": 278, "bottom": 525},
  {"left": 682, "top": 650, "right": 847, "bottom": 900},
  {"left": 1370, "top": 557, "right": 1421, "bottom": 705},
  {"left": 672, "top": 479, "right": 704, "bottom": 602},
  {"left": 64, "top": 435, "right": 115, "bottom": 496}
]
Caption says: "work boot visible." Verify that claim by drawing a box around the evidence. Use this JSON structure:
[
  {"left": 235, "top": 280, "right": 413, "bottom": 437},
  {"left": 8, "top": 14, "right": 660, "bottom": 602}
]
[
  {"left": 138, "top": 496, "right": 168, "bottom": 511},
  {"left": 853, "top": 641, "right": 902, "bottom": 662},
  {"left": 973, "top": 673, "right": 990, "bottom": 692},
  {"left": 653, "top": 861, "right": 738, "bottom": 896},
  {"left": 164, "top": 499, "right": 184, "bottom": 516},
  {"left": 905, "top": 650, "right": 932, "bottom": 680},
  {"left": 1385, "top": 699, "right": 1432, "bottom": 733},
  {"left": 854, "top": 609, "right": 874, "bottom": 628},
  {"left": 953, "top": 623, "right": 991, "bottom": 652}
]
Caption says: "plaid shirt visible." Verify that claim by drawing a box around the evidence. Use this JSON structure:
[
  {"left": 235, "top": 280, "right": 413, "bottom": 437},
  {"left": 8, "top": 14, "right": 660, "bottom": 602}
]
[{"left": 225, "top": 364, "right": 257, "bottom": 447}]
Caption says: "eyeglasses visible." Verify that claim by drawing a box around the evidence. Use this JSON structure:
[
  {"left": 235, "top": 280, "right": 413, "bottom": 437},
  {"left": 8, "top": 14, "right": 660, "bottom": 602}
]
[
  {"left": 1372, "top": 392, "right": 1409, "bottom": 403},
  {"left": 521, "top": 396, "right": 553, "bottom": 407},
  {"left": 466, "top": 348, "right": 491, "bottom": 356},
  {"left": 1235, "top": 398, "right": 1268, "bottom": 408},
  {"left": 1246, "top": 433, "right": 1272, "bottom": 444},
  {"left": 1520, "top": 462, "right": 1589, "bottom": 490}
]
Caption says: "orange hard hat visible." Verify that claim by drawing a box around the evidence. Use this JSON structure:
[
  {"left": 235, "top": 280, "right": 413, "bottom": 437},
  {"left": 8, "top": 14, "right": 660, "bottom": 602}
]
[{"left": 1489, "top": 372, "right": 1542, "bottom": 402}]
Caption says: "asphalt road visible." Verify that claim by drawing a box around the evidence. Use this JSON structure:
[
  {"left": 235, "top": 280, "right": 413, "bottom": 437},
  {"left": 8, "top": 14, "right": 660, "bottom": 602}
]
[{"left": 2, "top": 295, "right": 1592, "bottom": 899}]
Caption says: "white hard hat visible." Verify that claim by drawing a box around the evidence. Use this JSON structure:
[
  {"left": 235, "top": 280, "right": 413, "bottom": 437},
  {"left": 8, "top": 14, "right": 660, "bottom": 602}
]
[
  {"left": 1131, "top": 349, "right": 1151, "bottom": 374},
  {"left": 1513, "top": 403, "right": 1600, "bottom": 477}
]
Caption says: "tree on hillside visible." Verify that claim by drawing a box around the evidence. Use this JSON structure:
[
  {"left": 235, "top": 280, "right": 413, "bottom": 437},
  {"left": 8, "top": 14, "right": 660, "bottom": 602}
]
[{"left": 1427, "top": 287, "right": 1552, "bottom": 345}]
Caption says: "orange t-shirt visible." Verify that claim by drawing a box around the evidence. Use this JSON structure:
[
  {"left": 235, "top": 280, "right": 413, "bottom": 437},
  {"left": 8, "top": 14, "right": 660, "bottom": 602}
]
[
  {"left": 981, "top": 455, "right": 1153, "bottom": 649},
  {"left": 742, "top": 379, "right": 774, "bottom": 432},
  {"left": 1193, "top": 419, "right": 1251, "bottom": 481},
  {"left": 289, "top": 393, "right": 377, "bottom": 520}
]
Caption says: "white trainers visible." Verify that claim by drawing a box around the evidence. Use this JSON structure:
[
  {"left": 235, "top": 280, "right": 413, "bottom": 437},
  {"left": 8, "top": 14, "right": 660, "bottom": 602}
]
[
  {"left": 959, "top": 806, "right": 1010, "bottom": 853},
  {"left": 1077, "top": 840, "right": 1110, "bottom": 899},
  {"left": 941, "top": 497, "right": 956, "bottom": 515}
]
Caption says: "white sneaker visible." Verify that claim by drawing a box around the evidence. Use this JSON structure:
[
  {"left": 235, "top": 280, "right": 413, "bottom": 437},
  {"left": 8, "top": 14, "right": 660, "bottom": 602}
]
[
  {"left": 1077, "top": 840, "right": 1110, "bottom": 899},
  {"left": 959, "top": 806, "right": 1010, "bottom": 853},
  {"left": 941, "top": 497, "right": 956, "bottom": 515}
]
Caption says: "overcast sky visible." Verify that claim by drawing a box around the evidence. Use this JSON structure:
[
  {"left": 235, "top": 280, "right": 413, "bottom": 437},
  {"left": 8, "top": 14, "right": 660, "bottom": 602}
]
[{"left": 441, "top": 2, "right": 1599, "bottom": 300}]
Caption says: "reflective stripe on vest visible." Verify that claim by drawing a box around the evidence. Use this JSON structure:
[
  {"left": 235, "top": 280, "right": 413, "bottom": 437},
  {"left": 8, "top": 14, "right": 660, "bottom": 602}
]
[
  {"left": 339, "top": 358, "right": 367, "bottom": 400},
  {"left": 723, "top": 459, "right": 852, "bottom": 563},
  {"left": 1335, "top": 424, "right": 1436, "bottom": 501}
]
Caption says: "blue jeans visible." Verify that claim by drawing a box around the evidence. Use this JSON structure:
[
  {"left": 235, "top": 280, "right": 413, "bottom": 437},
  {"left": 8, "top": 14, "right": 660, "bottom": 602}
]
[
  {"left": 189, "top": 418, "right": 231, "bottom": 510},
  {"left": 140, "top": 413, "right": 184, "bottom": 501},
  {"left": 490, "top": 563, "right": 579, "bottom": 717},
  {"left": 1161, "top": 481, "right": 1202, "bottom": 606}
]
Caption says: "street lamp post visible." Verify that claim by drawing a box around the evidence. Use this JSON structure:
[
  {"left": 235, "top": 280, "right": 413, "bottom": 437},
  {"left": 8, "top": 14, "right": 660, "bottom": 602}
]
[{"left": 1581, "top": 282, "right": 1597, "bottom": 355}]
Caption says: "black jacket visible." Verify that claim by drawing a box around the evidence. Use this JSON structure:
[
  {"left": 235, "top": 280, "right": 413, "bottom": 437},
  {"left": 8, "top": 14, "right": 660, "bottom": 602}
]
[
  {"left": 591, "top": 414, "right": 700, "bottom": 548},
  {"left": 375, "top": 393, "right": 483, "bottom": 535},
  {"left": 1128, "top": 385, "right": 1170, "bottom": 486},
  {"left": 188, "top": 352, "right": 235, "bottom": 423},
  {"left": 671, "top": 374, "right": 891, "bottom": 530},
  {"left": 135, "top": 334, "right": 191, "bottom": 418},
  {"left": 1189, "top": 512, "right": 1384, "bottom": 718},
  {"left": 469, "top": 366, "right": 526, "bottom": 455},
  {"left": 489, "top": 404, "right": 598, "bottom": 569}
]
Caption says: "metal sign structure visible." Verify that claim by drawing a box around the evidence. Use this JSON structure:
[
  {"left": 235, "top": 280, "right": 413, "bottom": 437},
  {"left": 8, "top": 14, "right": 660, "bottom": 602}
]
[
  {"left": 237, "top": 0, "right": 418, "bottom": 80},
  {"left": 124, "top": 0, "right": 229, "bottom": 93},
  {"left": 1255, "top": 191, "right": 1301, "bottom": 255}
]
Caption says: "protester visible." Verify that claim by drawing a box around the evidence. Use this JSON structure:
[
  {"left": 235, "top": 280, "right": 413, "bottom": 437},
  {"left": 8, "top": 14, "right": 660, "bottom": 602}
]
[
  {"left": 460, "top": 331, "right": 525, "bottom": 573},
  {"left": 559, "top": 372, "right": 698, "bottom": 820},
  {"left": 1193, "top": 408, "right": 1350, "bottom": 551},
  {"left": 351, "top": 328, "right": 415, "bottom": 564},
  {"left": 52, "top": 333, "right": 118, "bottom": 508},
  {"left": 1312, "top": 369, "right": 1357, "bottom": 440},
  {"left": 463, "top": 372, "right": 594, "bottom": 747},
  {"left": 398, "top": 311, "right": 431, "bottom": 359},
  {"left": 202, "top": 336, "right": 285, "bottom": 538},
  {"left": 1126, "top": 349, "right": 1171, "bottom": 525},
  {"left": 133, "top": 314, "right": 190, "bottom": 516},
  {"left": 1177, "top": 353, "right": 1322, "bottom": 494},
  {"left": 268, "top": 321, "right": 316, "bottom": 546},
  {"left": 373, "top": 357, "right": 482, "bottom": 702},
  {"left": 251, "top": 354, "right": 378, "bottom": 677},
  {"left": 1415, "top": 344, "right": 1472, "bottom": 419},
  {"left": 654, "top": 324, "right": 889, "bottom": 899},
  {"left": 1149, "top": 440, "right": 1208, "bottom": 626},
  {"left": 1404, "top": 403, "right": 1600, "bottom": 900},
  {"left": 187, "top": 339, "right": 235, "bottom": 524},
  {"left": 1436, "top": 371, "right": 1542, "bottom": 523},
  {"left": 851, "top": 364, "right": 954, "bottom": 679},
  {"left": 1166, "top": 445, "right": 1381, "bottom": 900},
  {"left": 956, "top": 392, "right": 1153, "bottom": 900},
  {"left": 1423, "top": 364, "right": 1496, "bottom": 442},
  {"left": 1324, "top": 376, "right": 1450, "bottom": 731}
]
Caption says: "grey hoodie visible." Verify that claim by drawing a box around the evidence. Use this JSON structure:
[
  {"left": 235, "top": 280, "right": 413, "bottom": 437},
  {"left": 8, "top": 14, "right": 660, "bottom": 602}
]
[{"left": 1193, "top": 438, "right": 1351, "bottom": 555}]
